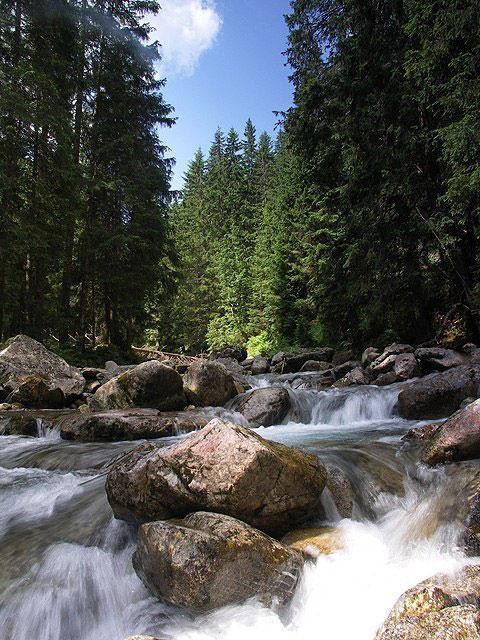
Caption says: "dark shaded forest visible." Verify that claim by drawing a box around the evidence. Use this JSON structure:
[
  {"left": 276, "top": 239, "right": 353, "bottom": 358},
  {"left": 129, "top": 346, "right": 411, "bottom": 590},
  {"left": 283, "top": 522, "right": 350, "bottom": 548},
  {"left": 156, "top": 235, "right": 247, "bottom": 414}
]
[{"left": 1, "top": 0, "right": 479, "bottom": 357}]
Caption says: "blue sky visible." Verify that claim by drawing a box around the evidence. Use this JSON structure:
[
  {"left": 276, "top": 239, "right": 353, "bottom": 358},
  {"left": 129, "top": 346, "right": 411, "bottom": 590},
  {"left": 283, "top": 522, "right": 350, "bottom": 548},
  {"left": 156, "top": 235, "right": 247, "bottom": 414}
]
[{"left": 149, "top": 0, "right": 293, "bottom": 190}]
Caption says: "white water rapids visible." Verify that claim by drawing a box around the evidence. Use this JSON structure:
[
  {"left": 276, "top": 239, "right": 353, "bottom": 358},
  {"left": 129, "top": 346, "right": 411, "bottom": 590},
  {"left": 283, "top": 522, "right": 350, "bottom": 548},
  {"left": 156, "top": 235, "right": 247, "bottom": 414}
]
[{"left": 0, "top": 377, "right": 477, "bottom": 639}]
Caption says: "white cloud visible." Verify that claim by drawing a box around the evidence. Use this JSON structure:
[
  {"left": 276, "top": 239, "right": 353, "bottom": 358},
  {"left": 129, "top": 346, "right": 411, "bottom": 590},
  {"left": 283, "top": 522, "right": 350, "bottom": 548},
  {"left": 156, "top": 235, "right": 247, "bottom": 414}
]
[{"left": 149, "top": 0, "right": 222, "bottom": 76}]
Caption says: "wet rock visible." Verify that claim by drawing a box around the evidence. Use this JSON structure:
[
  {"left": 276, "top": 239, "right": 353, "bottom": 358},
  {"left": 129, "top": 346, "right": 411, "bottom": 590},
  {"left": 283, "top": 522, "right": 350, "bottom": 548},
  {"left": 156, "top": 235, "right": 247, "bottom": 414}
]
[
  {"left": 332, "top": 360, "right": 362, "bottom": 379},
  {"left": 335, "top": 367, "right": 370, "bottom": 387},
  {"left": 106, "top": 418, "right": 327, "bottom": 535},
  {"left": 375, "top": 565, "right": 480, "bottom": 640},
  {"left": 362, "top": 347, "right": 380, "bottom": 366},
  {"left": 57, "top": 408, "right": 208, "bottom": 441},
  {"left": 462, "top": 397, "right": 477, "bottom": 410},
  {"left": 0, "top": 409, "right": 64, "bottom": 436},
  {"left": 250, "top": 356, "right": 270, "bottom": 375},
  {"left": 231, "top": 387, "right": 291, "bottom": 427},
  {"left": 422, "top": 399, "right": 480, "bottom": 465},
  {"left": 283, "top": 349, "right": 334, "bottom": 374},
  {"left": 6, "top": 375, "right": 65, "bottom": 409},
  {"left": 375, "top": 371, "right": 398, "bottom": 386},
  {"left": 91, "top": 361, "right": 186, "bottom": 411},
  {"left": 325, "top": 465, "right": 354, "bottom": 519},
  {"left": 281, "top": 526, "right": 344, "bottom": 559},
  {"left": 299, "top": 360, "right": 332, "bottom": 373},
  {"left": 394, "top": 353, "right": 420, "bottom": 380},
  {"left": 396, "top": 365, "right": 480, "bottom": 420},
  {"left": 0, "top": 334, "right": 85, "bottom": 405},
  {"left": 271, "top": 352, "right": 286, "bottom": 366},
  {"left": 183, "top": 360, "right": 237, "bottom": 407},
  {"left": 415, "top": 347, "right": 467, "bottom": 372},
  {"left": 133, "top": 512, "right": 303, "bottom": 613},
  {"left": 401, "top": 423, "right": 442, "bottom": 444}
]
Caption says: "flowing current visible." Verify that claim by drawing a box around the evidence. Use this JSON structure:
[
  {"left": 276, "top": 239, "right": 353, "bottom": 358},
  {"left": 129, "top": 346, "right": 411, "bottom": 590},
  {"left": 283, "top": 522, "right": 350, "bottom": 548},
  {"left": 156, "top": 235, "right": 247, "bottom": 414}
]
[{"left": 0, "top": 376, "right": 477, "bottom": 640}]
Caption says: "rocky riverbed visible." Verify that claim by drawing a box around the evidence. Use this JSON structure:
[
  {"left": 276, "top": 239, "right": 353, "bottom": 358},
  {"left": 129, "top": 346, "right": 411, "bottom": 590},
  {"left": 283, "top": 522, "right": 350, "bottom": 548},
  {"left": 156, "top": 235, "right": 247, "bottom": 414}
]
[{"left": 2, "top": 335, "right": 480, "bottom": 639}]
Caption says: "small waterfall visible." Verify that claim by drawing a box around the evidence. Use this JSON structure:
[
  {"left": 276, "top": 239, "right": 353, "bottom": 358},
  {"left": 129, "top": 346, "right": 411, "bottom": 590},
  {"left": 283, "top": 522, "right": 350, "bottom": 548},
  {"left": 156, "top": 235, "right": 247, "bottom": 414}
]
[{"left": 288, "top": 385, "right": 400, "bottom": 426}]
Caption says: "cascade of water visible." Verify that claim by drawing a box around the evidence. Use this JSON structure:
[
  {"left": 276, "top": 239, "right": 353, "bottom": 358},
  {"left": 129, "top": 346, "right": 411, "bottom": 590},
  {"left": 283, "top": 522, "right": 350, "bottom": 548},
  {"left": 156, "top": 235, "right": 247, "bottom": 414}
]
[{"left": 0, "top": 380, "right": 477, "bottom": 640}]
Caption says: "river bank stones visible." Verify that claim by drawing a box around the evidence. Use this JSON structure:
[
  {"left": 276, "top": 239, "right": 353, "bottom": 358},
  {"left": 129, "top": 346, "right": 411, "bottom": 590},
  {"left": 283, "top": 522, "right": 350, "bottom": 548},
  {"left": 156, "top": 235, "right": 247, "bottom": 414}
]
[
  {"left": 106, "top": 418, "right": 327, "bottom": 535},
  {"left": 133, "top": 512, "right": 303, "bottom": 613},
  {"left": 0, "top": 334, "right": 85, "bottom": 407}
]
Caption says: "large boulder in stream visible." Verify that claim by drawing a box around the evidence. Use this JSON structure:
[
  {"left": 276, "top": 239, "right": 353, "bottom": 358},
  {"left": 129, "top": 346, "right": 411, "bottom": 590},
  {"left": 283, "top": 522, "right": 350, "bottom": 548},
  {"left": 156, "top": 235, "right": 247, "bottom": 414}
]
[
  {"left": 90, "top": 361, "right": 186, "bottom": 411},
  {"left": 133, "top": 512, "right": 303, "bottom": 613},
  {"left": 57, "top": 408, "right": 208, "bottom": 441},
  {"left": 421, "top": 399, "right": 480, "bottom": 466},
  {"left": 183, "top": 360, "right": 237, "bottom": 407},
  {"left": 231, "top": 387, "right": 291, "bottom": 427},
  {"left": 0, "top": 335, "right": 85, "bottom": 407},
  {"left": 375, "top": 565, "right": 480, "bottom": 640},
  {"left": 396, "top": 365, "right": 480, "bottom": 420},
  {"left": 106, "top": 418, "right": 327, "bottom": 535}
]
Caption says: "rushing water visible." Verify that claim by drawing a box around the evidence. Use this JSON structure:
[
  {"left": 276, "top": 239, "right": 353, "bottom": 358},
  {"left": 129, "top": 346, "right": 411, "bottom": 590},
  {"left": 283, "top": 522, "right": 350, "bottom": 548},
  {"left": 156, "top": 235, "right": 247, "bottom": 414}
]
[{"left": 0, "top": 377, "right": 478, "bottom": 640}]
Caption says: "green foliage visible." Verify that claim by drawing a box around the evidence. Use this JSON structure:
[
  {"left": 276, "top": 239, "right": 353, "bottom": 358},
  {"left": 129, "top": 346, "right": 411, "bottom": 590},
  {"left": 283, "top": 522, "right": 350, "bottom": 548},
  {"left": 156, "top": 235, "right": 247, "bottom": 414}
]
[
  {"left": 155, "top": 0, "right": 480, "bottom": 353},
  {"left": 0, "top": 0, "right": 174, "bottom": 349}
]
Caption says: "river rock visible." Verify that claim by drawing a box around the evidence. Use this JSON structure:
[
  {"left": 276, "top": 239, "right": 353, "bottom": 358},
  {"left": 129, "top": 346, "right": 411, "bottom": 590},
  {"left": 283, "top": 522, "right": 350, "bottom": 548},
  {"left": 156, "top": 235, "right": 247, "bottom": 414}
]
[
  {"left": 325, "top": 465, "right": 354, "bottom": 518},
  {"left": 401, "top": 423, "right": 442, "bottom": 444},
  {"left": 283, "top": 349, "right": 334, "bottom": 374},
  {"left": 415, "top": 347, "right": 467, "bottom": 372},
  {"left": 212, "top": 357, "right": 245, "bottom": 376},
  {"left": 396, "top": 365, "right": 480, "bottom": 420},
  {"left": 370, "top": 354, "right": 398, "bottom": 374},
  {"left": 300, "top": 360, "right": 332, "bottom": 372},
  {"left": 231, "top": 387, "right": 291, "bottom": 427},
  {"left": 394, "top": 353, "right": 420, "bottom": 380},
  {"left": 421, "top": 399, "right": 480, "bottom": 465},
  {"left": 106, "top": 418, "right": 327, "bottom": 535},
  {"left": 362, "top": 347, "right": 381, "bottom": 366},
  {"left": 332, "top": 360, "right": 362, "bottom": 379},
  {"left": 335, "top": 367, "right": 370, "bottom": 387},
  {"left": 7, "top": 375, "right": 65, "bottom": 408},
  {"left": 375, "top": 565, "right": 480, "bottom": 640},
  {"left": 133, "top": 512, "right": 303, "bottom": 613},
  {"left": 271, "top": 352, "right": 286, "bottom": 366},
  {"left": 57, "top": 408, "right": 208, "bottom": 441},
  {"left": 371, "top": 344, "right": 414, "bottom": 373},
  {"left": 210, "top": 347, "right": 247, "bottom": 362},
  {"left": 375, "top": 371, "right": 398, "bottom": 386},
  {"left": 90, "top": 361, "right": 186, "bottom": 411},
  {"left": 0, "top": 409, "right": 63, "bottom": 436},
  {"left": 250, "top": 356, "right": 270, "bottom": 375},
  {"left": 0, "top": 335, "right": 85, "bottom": 406},
  {"left": 281, "top": 526, "right": 344, "bottom": 558},
  {"left": 183, "top": 360, "right": 237, "bottom": 407}
]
